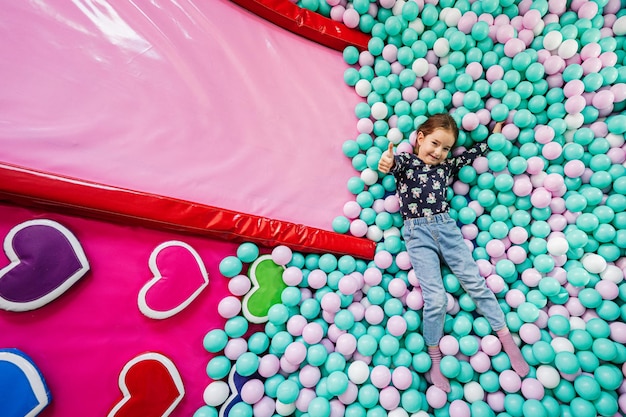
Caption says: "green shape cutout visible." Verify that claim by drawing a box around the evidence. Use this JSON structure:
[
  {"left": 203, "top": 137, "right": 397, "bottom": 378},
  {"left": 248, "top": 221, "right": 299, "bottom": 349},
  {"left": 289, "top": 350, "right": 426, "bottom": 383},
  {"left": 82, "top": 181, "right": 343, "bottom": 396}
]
[{"left": 242, "top": 255, "right": 287, "bottom": 323}]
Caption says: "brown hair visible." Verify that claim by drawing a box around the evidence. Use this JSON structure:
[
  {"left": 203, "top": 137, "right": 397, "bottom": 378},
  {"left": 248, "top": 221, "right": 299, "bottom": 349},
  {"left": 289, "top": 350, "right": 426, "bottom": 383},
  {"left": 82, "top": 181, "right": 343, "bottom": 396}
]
[{"left": 416, "top": 113, "right": 459, "bottom": 141}]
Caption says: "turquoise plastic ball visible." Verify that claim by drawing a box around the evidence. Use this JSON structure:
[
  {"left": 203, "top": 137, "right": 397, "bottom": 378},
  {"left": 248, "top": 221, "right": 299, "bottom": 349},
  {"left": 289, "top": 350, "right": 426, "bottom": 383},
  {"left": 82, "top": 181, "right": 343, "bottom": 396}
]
[{"left": 206, "top": 356, "right": 231, "bottom": 379}]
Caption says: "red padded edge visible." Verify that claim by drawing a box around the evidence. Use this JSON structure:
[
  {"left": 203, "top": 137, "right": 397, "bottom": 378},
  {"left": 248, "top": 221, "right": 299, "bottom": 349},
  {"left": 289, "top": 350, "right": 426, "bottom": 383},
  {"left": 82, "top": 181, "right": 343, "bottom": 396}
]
[
  {"left": 0, "top": 162, "right": 375, "bottom": 259},
  {"left": 229, "top": 0, "right": 371, "bottom": 51}
]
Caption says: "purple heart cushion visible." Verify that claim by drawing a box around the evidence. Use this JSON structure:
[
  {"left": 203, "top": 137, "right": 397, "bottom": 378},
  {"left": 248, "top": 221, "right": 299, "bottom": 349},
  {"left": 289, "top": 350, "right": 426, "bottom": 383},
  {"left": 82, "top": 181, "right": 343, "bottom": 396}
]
[{"left": 0, "top": 219, "right": 89, "bottom": 311}]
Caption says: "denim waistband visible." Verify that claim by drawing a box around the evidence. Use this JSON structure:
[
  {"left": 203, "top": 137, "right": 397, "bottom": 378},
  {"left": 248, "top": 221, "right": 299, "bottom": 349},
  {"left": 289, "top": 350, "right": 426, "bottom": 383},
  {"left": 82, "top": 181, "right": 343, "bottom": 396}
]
[{"left": 404, "top": 212, "right": 451, "bottom": 226}]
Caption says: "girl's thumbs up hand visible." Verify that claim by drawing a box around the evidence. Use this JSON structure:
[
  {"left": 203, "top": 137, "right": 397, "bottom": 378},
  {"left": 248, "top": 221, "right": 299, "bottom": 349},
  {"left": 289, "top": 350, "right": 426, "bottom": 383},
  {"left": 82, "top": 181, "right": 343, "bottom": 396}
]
[{"left": 378, "top": 143, "right": 394, "bottom": 174}]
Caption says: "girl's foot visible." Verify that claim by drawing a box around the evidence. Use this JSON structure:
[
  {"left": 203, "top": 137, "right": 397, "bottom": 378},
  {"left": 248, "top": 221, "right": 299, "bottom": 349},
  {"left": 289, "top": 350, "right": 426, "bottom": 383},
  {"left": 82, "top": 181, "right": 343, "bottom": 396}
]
[
  {"left": 428, "top": 346, "right": 451, "bottom": 392},
  {"left": 497, "top": 328, "right": 530, "bottom": 377}
]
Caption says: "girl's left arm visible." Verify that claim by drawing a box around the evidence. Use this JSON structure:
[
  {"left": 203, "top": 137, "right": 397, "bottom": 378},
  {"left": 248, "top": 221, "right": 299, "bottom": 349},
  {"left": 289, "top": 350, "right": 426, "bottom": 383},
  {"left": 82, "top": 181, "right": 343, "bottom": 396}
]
[{"left": 449, "top": 122, "right": 503, "bottom": 173}]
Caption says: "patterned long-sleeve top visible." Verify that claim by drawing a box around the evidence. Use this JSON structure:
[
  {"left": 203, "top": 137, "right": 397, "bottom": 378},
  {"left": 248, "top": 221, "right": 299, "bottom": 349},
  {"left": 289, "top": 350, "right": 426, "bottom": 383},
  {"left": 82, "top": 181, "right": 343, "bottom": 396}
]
[{"left": 391, "top": 142, "right": 489, "bottom": 219}]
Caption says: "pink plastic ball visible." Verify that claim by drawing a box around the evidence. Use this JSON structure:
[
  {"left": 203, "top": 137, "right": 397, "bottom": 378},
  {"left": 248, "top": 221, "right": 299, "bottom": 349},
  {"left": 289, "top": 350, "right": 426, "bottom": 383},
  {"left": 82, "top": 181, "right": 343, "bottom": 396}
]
[
  {"left": 506, "top": 289, "right": 526, "bottom": 308},
  {"left": 342, "top": 8, "right": 360, "bottom": 28},
  {"left": 350, "top": 219, "right": 368, "bottom": 237},
  {"left": 344, "top": 201, "right": 362, "bottom": 219},
  {"left": 507, "top": 246, "right": 528, "bottom": 264},
  {"left": 285, "top": 341, "right": 307, "bottom": 365},
  {"left": 365, "top": 305, "right": 385, "bottom": 325},
  {"left": 302, "top": 322, "right": 324, "bottom": 344},
  {"left": 449, "top": 400, "right": 471, "bottom": 417},
  {"left": 387, "top": 316, "right": 408, "bottom": 337},
  {"left": 513, "top": 179, "right": 533, "bottom": 197},
  {"left": 295, "top": 388, "right": 316, "bottom": 412},
  {"left": 391, "top": 366, "right": 413, "bottom": 390},
  {"left": 486, "top": 239, "right": 506, "bottom": 257},
  {"left": 339, "top": 275, "right": 358, "bottom": 295},
  {"left": 371, "top": 365, "right": 392, "bottom": 388},
  {"left": 299, "top": 365, "right": 322, "bottom": 388},
  {"left": 272, "top": 245, "right": 292, "bottom": 265},
  {"left": 462, "top": 112, "right": 480, "bottom": 130},
  {"left": 500, "top": 370, "right": 522, "bottom": 393},
  {"left": 379, "top": 386, "right": 401, "bottom": 410},
  {"left": 364, "top": 267, "right": 382, "bottom": 286},
  {"left": 395, "top": 251, "right": 412, "bottom": 270},
  {"left": 486, "top": 274, "right": 506, "bottom": 293},
  {"left": 525, "top": 156, "right": 544, "bottom": 174},
  {"left": 470, "top": 351, "right": 491, "bottom": 373},
  {"left": 241, "top": 379, "right": 265, "bottom": 404},
  {"left": 519, "top": 323, "right": 542, "bottom": 344},
  {"left": 405, "top": 289, "right": 424, "bottom": 310},
  {"left": 481, "top": 335, "right": 503, "bottom": 356},
  {"left": 564, "top": 160, "right": 585, "bottom": 178},
  {"left": 374, "top": 250, "right": 393, "bottom": 269},
  {"left": 336, "top": 333, "right": 357, "bottom": 356},
  {"left": 521, "top": 378, "right": 545, "bottom": 400},
  {"left": 509, "top": 226, "right": 529, "bottom": 244},
  {"left": 595, "top": 280, "right": 619, "bottom": 300},
  {"left": 348, "top": 302, "right": 365, "bottom": 322},
  {"left": 542, "top": 142, "right": 563, "bottom": 160},
  {"left": 426, "top": 385, "right": 448, "bottom": 409},
  {"left": 338, "top": 382, "right": 358, "bottom": 405},
  {"left": 440, "top": 335, "right": 460, "bottom": 356},
  {"left": 388, "top": 278, "right": 408, "bottom": 297},
  {"left": 321, "top": 292, "right": 342, "bottom": 313},
  {"left": 592, "top": 90, "right": 615, "bottom": 110},
  {"left": 287, "top": 315, "right": 308, "bottom": 336},
  {"left": 504, "top": 38, "right": 526, "bottom": 57},
  {"left": 224, "top": 338, "right": 248, "bottom": 360},
  {"left": 218, "top": 296, "right": 242, "bottom": 318},
  {"left": 258, "top": 354, "right": 280, "bottom": 378},
  {"left": 254, "top": 396, "right": 276, "bottom": 417},
  {"left": 308, "top": 269, "right": 328, "bottom": 290}
]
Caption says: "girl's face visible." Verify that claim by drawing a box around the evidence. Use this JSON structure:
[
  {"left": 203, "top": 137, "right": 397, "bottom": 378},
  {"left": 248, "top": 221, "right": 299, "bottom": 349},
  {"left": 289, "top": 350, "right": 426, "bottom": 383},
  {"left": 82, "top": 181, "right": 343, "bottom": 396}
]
[{"left": 416, "top": 128, "right": 456, "bottom": 165}]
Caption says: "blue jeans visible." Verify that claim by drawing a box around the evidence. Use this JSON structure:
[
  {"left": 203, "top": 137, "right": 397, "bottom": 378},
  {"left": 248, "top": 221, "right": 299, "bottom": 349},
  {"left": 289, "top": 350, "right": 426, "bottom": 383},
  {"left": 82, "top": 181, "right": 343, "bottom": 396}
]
[{"left": 403, "top": 213, "right": 506, "bottom": 347}]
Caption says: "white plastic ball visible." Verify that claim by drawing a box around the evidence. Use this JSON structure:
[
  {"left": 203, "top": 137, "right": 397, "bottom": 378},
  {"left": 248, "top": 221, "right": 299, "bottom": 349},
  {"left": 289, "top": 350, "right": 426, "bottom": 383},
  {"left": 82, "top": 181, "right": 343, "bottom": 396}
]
[
  {"left": 569, "top": 317, "right": 586, "bottom": 330},
  {"left": 383, "top": 227, "right": 401, "bottom": 238},
  {"left": 275, "top": 400, "right": 296, "bottom": 416},
  {"left": 355, "top": 79, "right": 372, "bottom": 97},
  {"left": 443, "top": 8, "right": 462, "bottom": 27},
  {"left": 557, "top": 39, "right": 579, "bottom": 59},
  {"left": 366, "top": 225, "right": 384, "bottom": 242},
  {"left": 361, "top": 168, "right": 379, "bottom": 185},
  {"left": 371, "top": 102, "right": 389, "bottom": 120},
  {"left": 412, "top": 58, "right": 429, "bottom": 77},
  {"left": 606, "top": 133, "right": 625, "bottom": 148},
  {"left": 550, "top": 337, "right": 574, "bottom": 353},
  {"left": 546, "top": 237, "right": 569, "bottom": 256},
  {"left": 348, "top": 360, "right": 370, "bottom": 384},
  {"left": 600, "top": 265, "right": 624, "bottom": 284},
  {"left": 463, "top": 381, "right": 485, "bottom": 403},
  {"left": 408, "top": 19, "right": 425, "bottom": 34},
  {"left": 203, "top": 381, "right": 230, "bottom": 406},
  {"left": 613, "top": 15, "right": 626, "bottom": 36},
  {"left": 536, "top": 365, "right": 560, "bottom": 389},
  {"left": 433, "top": 38, "right": 450, "bottom": 58},
  {"left": 542, "top": 31, "right": 563, "bottom": 51},
  {"left": 388, "top": 408, "right": 409, "bottom": 417},
  {"left": 581, "top": 253, "right": 608, "bottom": 274},
  {"left": 387, "top": 127, "right": 403, "bottom": 144},
  {"left": 391, "top": 0, "right": 404, "bottom": 15},
  {"left": 564, "top": 113, "right": 584, "bottom": 130}
]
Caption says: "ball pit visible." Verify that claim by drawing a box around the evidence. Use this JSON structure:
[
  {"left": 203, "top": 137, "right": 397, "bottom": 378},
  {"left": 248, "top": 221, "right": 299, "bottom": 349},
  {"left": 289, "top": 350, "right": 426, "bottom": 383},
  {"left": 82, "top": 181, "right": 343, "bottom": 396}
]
[{"left": 197, "top": 0, "right": 626, "bottom": 416}]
